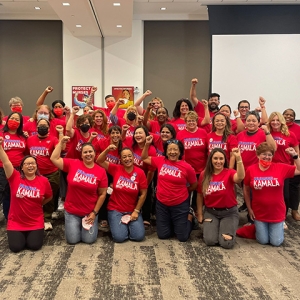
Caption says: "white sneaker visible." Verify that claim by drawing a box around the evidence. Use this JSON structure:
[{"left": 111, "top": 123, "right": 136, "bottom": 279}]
[
  {"left": 51, "top": 211, "right": 60, "bottom": 220},
  {"left": 44, "top": 222, "right": 53, "bottom": 231},
  {"left": 57, "top": 198, "right": 64, "bottom": 211}
]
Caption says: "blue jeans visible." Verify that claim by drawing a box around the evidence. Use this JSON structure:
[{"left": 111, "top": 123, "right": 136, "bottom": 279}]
[
  {"left": 64, "top": 210, "right": 98, "bottom": 244},
  {"left": 254, "top": 220, "right": 284, "bottom": 247},
  {"left": 107, "top": 210, "right": 145, "bottom": 243},
  {"left": 156, "top": 198, "right": 192, "bottom": 242}
]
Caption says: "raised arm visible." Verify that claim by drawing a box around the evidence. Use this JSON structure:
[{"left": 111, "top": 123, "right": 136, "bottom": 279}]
[
  {"left": 96, "top": 144, "right": 117, "bottom": 170},
  {"left": 285, "top": 147, "right": 300, "bottom": 175},
  {"left": 200, "top": 100, "right": 210, "bottom": 126},
  {"left": 190, "top": 78, "right": 200, "bottom": 107},
  {"left": 50, "top": 136, "right": 70, "bottom": 170},
  {"left": 259, "top": 96, "right": 268, "bottom": 125},
  {"left": 0, "top": 137, "right": 14, "bottom": 179},
  {"left": 66, "top": 106, "right": 80, "bottom": 138},
  {"left": 85, "top": 86, "right": 97, "bottom": 107},
  {"left": 232, "top": 148, "right": 245, "bottom": 183},
  {"left": 261, "top": 124, "right": 277, "bottom": 151},
  {"left": 142, "top": 101, "right": 153, "bottom": 129},
  {"left": 134, "top": 90, "right": 152, "bottom": 115},
  {"left": 141, "top": 135, "right": 153, "bottom": 166},
  {"left": 233, "top": 109, "right": 245, "bottom": 134},
  {"left": 36, "top": 86, "right": 53, "bottom": 106}
]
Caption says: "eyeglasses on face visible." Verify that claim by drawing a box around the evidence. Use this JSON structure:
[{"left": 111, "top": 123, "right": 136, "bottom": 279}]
[{"left": 261, "top": 153, "right": 273, "bottom": 158}]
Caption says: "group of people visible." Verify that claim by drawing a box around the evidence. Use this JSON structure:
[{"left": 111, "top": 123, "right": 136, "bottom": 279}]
[{"left": 0, "top": 79, "right": 300, "bottom": 253}]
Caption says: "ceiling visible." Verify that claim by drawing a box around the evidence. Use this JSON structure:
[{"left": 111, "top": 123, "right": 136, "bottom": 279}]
[{"left": 0, "top": 0, "right": 299, "bottom": 37}]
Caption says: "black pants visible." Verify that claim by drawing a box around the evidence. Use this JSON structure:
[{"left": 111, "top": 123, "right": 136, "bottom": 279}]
[
  {"left": 7, "top": 229, "right": 44, "bottom": 253},
  {"left": 284, "top": 175, "right": 300, "bottom": 212}
]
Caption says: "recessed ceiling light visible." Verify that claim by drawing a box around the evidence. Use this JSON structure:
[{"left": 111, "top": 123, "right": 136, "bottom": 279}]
[
  {"left": 161, "top": 7, "right": 166, "bottom": 11},
  {"left": 116, "top": 25, "right": 122, "bottom": 28},
  {"left": 76, "top": 24, "right": 82, "bottom": 28},
  {"left": 113, "top": 3, "right": 121, "bottom": 6},
  {"left": 62, "top": 2, "right": 70, "bottom": 6}
]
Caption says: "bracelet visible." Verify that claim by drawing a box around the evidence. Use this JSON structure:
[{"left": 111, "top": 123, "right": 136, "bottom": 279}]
[
  {"left": 293, "top": 154, "right": 299, "bottom": 159},
  {"left": 92, "top": 210, "right": 98, "bottom": 215},
  {"left": 265, "top": 131, "right": 270, "bottom": 135},
  {"left": 134, "top": 209, "right": 140, "bottom": 213}
]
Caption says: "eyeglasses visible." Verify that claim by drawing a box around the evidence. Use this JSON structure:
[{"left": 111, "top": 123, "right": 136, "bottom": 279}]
[
  {"left": 261, "top": 153, "right": 273, "bottom": 158},
  {"left": 167, "top": 139, "right": 179, "bottom": 145},
  {"left": 23, "top": 162, "right": 37, "bottom": 166}
]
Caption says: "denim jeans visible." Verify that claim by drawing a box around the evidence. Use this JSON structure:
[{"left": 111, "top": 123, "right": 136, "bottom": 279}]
[
  {"left": 64, "top": 210, "right": 98, "bottom": 244},
  {"left": 254, "top": 220, "right": 284, "bottom": 247},
  {"left": 107, "top": 210, "right": 145, "bottom": 243}
]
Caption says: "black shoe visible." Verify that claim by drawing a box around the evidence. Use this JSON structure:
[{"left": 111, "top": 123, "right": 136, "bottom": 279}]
[
  {"left": 189, "top": 207, "right": 199, "bottom": 230},
  {"left": 238, "top": 203, "right": 248, "bottom": 212}
]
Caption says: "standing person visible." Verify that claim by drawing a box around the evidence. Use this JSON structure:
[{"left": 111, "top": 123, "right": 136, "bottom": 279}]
[
  {"left": 244, "top": 143, "right": 300, "bottom": 246},
  {"left": 207, "top": 112, "right": 238, "bottom": 169},
  {"left": 177, "top": 111, "right": 208, "bottom": 211},
  {"left": 50, "top": 138, "right": 107, "bottom": 244},
  {"left": 283, "top": 108, "right": 300, "bottom": 221},
  {"left": 197, "top": 148, "right": 245, "bottom": 249},
  {"left": 0, "top": 108, "right": 5, "bottom": 130},
  {"left": 171, "top": 98, "right": 194, "bottom": 131},
  {"left": 236, "top": 111, "right": 276, "bottom": 214},
  {"left": 0, "top": 112, "right": 27, "bottom": 219},
  {"left": 4, "top": 97, "right": 30, "bottom": 123},
  {"left": 268, "top": 112, "right": 300, "bottom": 222},
  {"left": 0, "top": 139, "right": 52, "bottom": 253},
  {"left": 91, "top": 109, "right": 109, "bottom": 142},
  {"left": 27, "top": 119, "right": 61, "bottom": 231},
  {"left": 142, "top": 137, "right": 197, "bottom": 242},
  {"left": 219, "top": 104, "right": 244, "bottom": 134},
  {"left": 97, "top": 147, "right": 147, "bottom": 242}
]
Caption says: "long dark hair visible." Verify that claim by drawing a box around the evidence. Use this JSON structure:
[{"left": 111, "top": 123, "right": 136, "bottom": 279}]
[
  {"left": 160, "top": 123, "right": 177, "bottom": 139},
  {"left": 201, "top": 148, "right": 228, "bottom": 195},
  {"left": 3, "top": 112, "right": 26, "bottom": 137},
  {"left": 108, "top": 125, "right": 122, "bottom": 154},
  {"left": 172, "top": 99, "right": 193, "bottom": 119},
  {"left": 132, "top": 125, "right": 150, "bottom": 150},
  {"left": 211, "top": 112, "right": 233, "bottom": 143}
]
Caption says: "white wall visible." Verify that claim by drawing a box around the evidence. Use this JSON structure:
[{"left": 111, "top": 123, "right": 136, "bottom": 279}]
[{"left": 63, "top": 20, "right": 144, "bottom": 108}]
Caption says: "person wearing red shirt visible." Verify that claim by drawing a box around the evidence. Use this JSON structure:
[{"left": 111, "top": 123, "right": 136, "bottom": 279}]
[
  {"left": 171, "top": 99, "right": 194, "bottom": 132},
  {"left": 51, "top": 138, "right": 107, "bottom": 244},
  {"left": 97, "top": 147, "right": 147, "bottom": 242},
  {"left": 0, "top": 112, "right": 27, "bottom": 219},
  {"left": 23, "top": 105, "right": 66, "bottom": 138},
  {"left": 152, "top": 124, "right": 177, "bottom": 157},
  {"left": 90, "top": 109, "right": 109, "bottom": 143},
  {"left": 207, "top": 112, "right": 238, "bottom": 168},
  {"left": 219, "top": 104, "right": 245, "bottom": 134},
  {"left": 27, "top": 119, "right": 60, "bottom": 231},
  {"left": 244, "top": 142, "right": 300, "bottom": 246},
  {"left": 283, "top": 108, "right": 300, "bottom": 221},
  {"left": 197, "top": 147, "right": 245, "bottom": 249},
  {"left": 3, "top": 97, "right": 30, "bottom": 124},
  {"left": 0, "top": 108, "right": 5, "bottom": 130},
  {"left": 0, "top": 140, "right": 52, "bottom": 253},
  {"left": 142, "top": 137, "right": 197, "bottom": 242},
  {"left": 177, "top": 111, "right": 207, "bottom": 211}
]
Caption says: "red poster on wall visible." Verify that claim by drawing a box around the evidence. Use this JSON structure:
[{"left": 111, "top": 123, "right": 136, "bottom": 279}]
[
  {"left": 72, "top": 86, "right": 94, "bottom": 108},
  {"left": 112, "top": 86, "right": 134, "bottom": 109}
]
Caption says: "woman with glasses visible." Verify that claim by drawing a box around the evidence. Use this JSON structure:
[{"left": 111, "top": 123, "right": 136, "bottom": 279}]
[
  {"left": 142, "top": 137, "right": 197, "bottom": 242},
  {"left": 244, "top": 142, "right": 300, "bottom": 246},
  {"left": 0, "top": 138, "right": 52, "bottom": 252},
  {"left": 0, "top": 112, "right": 27, "bottom": 219}
]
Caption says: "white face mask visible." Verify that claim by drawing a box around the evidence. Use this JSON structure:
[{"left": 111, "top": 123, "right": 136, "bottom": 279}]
[{"left": 37, "top": 113, "right": 49, "bottom": 121}]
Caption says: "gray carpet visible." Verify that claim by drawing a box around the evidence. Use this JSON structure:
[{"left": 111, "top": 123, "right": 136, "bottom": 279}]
[{"left": 1, "top": 213, "right": 300, "bottom": 300}]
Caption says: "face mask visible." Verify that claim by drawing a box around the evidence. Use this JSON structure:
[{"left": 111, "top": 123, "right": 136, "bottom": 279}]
[
  {"left": 7, "top": 119, "right": 20, "bottom": 130},
  {"left": 53, "top": 108, "right": 63, "bottom": 117},
  {"left": 106, "top": 102, "right": 115, "bottom": 110},
  {"left": 127, "top": 112, "right": 136, "bottom": 121},
  {"left": 80, "top": 124, "right": 90, "bottom": 133},
  {"left": 259, "top": 159, "right": 272, "bottom": 168},
  {"left": 37, "top": 113, "right": 49, "bottom": 121},
  {"left": 37, "top": 126, "right": 49, "bottom": 136},
  {"left": 11, "top": 106, "right": 22, "bottom": 113}
]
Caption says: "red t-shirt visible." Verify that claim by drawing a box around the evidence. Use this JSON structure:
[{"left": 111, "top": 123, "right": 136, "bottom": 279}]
[
  {"left": 27, "top": 135, "right": 59, "bottom": 175},
  {"left": 197, "top": 168, "right": 237, "bottom": 208},
  {"left": 149, "top": 120, "right": 164, "bottom": 135},
  {"left": 237, "top": 129, "right": 266, "bottom": 171},
  {"left": 287, "top": 122, "right": 300, "bottom": 146},
  {"left": 65, "top": 128, "right": 92, "bottom": 159},
  {"left": 231, "top": 119, "right": 237, "bottom": 133},
  {"left": 151, "top": 156, "right": 196, "bottom": 206},
  {"left": 0, "top": 132, "right": 27, "bottom": 167},
  {"left": 152, "top": 134, "right": 165, "bottom": 156},
  {"left": 244, "top": 163, "right": 295, "bottom": 222},
  {"left": 93, "top": 106, "right": 125, "bottom": 127},
  {"left": 7, "top": 169, "right": 52, "bottom": 231},
  {"left": 4, "top": 115, "right": 30, "bottom": 124},
  {"left": 63, "top": 159, "right": 108, "bottom": 216},
  {"left": 107, "top": 164, "right": 147, "bottom": 212},
  {"left": 92, "top": 127, "right": 108, "bottom": 142},
  {"left": 94, "top": 137, "right": 122, "bottom": 164},
  {"left": 271, "top": 131, "right": 298, "bottom": 165},
  {"left": 206, "top": 132, "right": 238, "bottom": 162},
  {"left": 177, "top": 128, "right": 207, "bottom": 174},
  {"left": 23, "top": 118, "right": 66, "bottom": 138},
  {"left": 170, "top": 118, "right": 186, "bottom": 131}
]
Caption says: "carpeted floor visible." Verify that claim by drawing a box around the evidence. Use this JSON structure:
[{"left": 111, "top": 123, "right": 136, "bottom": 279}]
[{"left": 1, "top": 211, "right": 300, "bottom": 300}]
